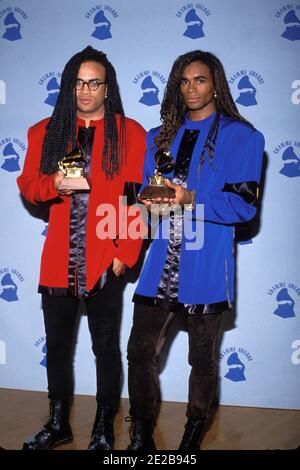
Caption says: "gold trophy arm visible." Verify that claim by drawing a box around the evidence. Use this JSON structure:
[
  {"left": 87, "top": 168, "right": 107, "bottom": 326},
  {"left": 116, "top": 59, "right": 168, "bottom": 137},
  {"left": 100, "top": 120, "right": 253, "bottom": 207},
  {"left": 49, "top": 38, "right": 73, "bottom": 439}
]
[{"left": 58, "top": 161, "right": 67, "bottom": 175}]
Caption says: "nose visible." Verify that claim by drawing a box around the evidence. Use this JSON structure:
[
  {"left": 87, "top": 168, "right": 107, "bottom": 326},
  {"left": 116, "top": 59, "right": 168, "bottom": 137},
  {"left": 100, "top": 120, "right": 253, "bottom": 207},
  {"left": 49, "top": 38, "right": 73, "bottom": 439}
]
[
  {"left": 187, "top": 80, "right": 196, "bottom": 93},
  {"left": 81, "top": 82, "right": 91, "bottom": 94}
]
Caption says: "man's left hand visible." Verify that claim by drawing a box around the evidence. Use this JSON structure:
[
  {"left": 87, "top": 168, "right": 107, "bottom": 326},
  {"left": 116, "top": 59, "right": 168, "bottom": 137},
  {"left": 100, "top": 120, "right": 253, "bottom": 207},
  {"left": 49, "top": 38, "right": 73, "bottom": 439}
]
[
  {"left": 113, "top": 257, "right": 126, "bottom": 276},
  {"left": 164, "top": 179, "right": 193, "bottom": 206}
]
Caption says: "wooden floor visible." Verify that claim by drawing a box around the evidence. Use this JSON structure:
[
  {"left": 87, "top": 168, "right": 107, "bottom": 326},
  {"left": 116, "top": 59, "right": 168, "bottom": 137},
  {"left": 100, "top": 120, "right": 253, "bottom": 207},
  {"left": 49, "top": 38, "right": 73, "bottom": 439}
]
[{"left": 0, "top": 388, "right": 299, "bottom": 450}]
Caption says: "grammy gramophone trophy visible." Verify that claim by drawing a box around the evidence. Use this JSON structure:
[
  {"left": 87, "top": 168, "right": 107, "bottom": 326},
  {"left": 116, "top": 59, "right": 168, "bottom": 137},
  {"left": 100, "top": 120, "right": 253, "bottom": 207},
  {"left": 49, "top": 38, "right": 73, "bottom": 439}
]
[
  {"left": 138, "top": 150, "right": 175, "bottom": 200},
  {"left": 58, "top": 146, "right": 91, "bottom": 191}
]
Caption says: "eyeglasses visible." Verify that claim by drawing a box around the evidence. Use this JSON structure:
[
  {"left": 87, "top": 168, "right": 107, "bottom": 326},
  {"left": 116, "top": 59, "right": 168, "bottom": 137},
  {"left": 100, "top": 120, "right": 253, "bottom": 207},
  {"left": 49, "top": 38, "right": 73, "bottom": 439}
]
[{"left": 75, "top": 79, "right": 106, "bottom": 91}]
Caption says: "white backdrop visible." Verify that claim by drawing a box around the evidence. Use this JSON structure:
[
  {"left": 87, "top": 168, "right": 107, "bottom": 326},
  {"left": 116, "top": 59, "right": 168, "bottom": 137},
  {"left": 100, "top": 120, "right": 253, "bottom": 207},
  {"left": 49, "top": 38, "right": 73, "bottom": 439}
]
[{"left": 0, "top": 0, "right": 299, "bottom": 410}]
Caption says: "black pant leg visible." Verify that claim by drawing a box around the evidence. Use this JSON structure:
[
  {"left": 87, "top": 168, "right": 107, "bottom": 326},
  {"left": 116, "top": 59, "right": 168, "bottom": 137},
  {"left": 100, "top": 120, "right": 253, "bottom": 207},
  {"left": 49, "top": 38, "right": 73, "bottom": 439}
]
[
  {"left": 127, "top": 303, "right": 175, "bottom": 420},
  {"left": 85, "top": 273, "right": 125, "bottom": 407},
  {"left": 187, "top": 313, "right": 221, "bottom": 421},
  {"left": 42, "top": 294, "right": 80, "bottom": 400}
]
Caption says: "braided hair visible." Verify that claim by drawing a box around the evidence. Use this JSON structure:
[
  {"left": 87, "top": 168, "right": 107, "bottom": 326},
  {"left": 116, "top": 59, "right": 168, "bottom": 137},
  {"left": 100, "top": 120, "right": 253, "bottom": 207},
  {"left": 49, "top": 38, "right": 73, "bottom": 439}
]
[
  {"left": 155, "top": 50, "right": 251, "bottom": 152},
  {"left": 40, "top": 46, "right": 125, "bottom": 178}
]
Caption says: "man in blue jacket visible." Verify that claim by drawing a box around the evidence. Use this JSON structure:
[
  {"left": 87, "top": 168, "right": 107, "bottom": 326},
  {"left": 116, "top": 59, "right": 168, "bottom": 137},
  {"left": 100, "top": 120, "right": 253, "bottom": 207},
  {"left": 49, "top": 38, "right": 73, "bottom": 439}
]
[{"left": 126, "top": 50, "right": 264, "bottom": 451}]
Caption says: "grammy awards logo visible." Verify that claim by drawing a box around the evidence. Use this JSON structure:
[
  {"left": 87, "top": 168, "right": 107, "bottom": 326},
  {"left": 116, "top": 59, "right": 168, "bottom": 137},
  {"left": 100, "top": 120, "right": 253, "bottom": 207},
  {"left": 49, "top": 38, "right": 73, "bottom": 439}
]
[
  {"left": 38, "top": 72, "right": 61, "bottom": 108},
  {"left": 41, "top": 224, "right": 48, "bottom": 237},
  {"left": 34, "top": 336, "right": 47, "bottom": 368},
  {"left": 273, "top": 140, "right": 300, "bottom": 178},
  {"left": 275, "top": 4, "right": 300, "bottom": 41},
  {"left": 85, "top": 4, "right": 118, "bottom": 40},
  {"left": 0, "top": 7, "right": 28, "bottom": 41},
  {"left": 220, "top": 346, "right": 253, "bottom": 382},
  {"left": 238, "top": 239, "right": 253, "bottom": 245},
  {"left": 229, "top": 69, "right": 264, "bottom": 107},
  {"left": 0, "top": 268, "right": 24, "bottom": 303},
  {"left": 133, "top": 70, "right": 167, "bottom": 107},
  {"left": 176, "top": 3, "right": 211, "bottom": 39},
  {"left": 0, "top": 137, "right": 26, "bottom": 173},
  {"left": 268, "top": 282, "right": 299, "bottom": 319}
]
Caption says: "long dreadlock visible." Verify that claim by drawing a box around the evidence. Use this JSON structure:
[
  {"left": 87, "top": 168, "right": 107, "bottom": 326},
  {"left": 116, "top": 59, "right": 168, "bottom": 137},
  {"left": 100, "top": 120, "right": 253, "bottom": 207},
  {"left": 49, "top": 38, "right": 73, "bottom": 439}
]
[
  {"left": 155, "top": 50, "right": 252, "bottom": 153},
  {"left": 40, "top": 46, "right": 125, "bottom": 178}
]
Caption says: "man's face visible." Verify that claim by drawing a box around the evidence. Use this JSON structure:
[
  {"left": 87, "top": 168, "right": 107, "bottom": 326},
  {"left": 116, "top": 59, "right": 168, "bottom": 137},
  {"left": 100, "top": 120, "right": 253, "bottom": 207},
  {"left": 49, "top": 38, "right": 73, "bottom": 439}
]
[
  {"left": 180, "top": 61, "right": 215, "bottom": 118},
  {"left": 76, "top": 61, "right": 107, "bottom": 120}
]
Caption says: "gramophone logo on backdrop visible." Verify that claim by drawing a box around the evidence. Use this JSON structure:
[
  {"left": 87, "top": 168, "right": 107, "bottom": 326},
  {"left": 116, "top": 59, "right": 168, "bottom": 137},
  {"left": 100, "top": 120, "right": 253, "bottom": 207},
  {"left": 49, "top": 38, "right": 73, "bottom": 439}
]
[
  {"left": 0, "top": 137, "right": 26, "bottom": 173},
  {"left": 275, "top": 4, "right": 300, "bottom": 41},
  {"left": 238, "top": 240, "right": 253, "bottom": 245},
  {"left": 41, "top": 224, "right": 48, "bottom": 237},
  {"left": 176, "top": 3, "right": 211, "bottom": 39},
  {"left": 34, "top": 336, "right": 47, "bottom": 368},
  {"left": 0, "top": 7, "right": 28, "bottom": 41},
  {"left": 85, "top": 5, "right": 118, "bottom": 40},
  {"left": 229, "top": 70, "right": 264, "bottom": 107},
  {"left": 220, "top": 346, "right": 253, "bottom": 382},
  {"left": 273, "top": 140, "right": 300, "bottom": 178},
  {"left": 0, "top": 268, "right": 24, "bottom": 303},
  {"left": 133, "top": 70, "right": 167, "bottom": 107},
  {"left": 268, "top": 282, "right": 300, "bottom": 319},
  {"left": 38, "top": 72, "right": 61, "bottom": 107}
]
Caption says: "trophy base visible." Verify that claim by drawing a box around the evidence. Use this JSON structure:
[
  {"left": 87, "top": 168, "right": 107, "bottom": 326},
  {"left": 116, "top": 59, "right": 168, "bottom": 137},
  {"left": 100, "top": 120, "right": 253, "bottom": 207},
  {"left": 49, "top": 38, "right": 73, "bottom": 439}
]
[
  {"left": 59, "top": 176, "right": 91, "bottom": 192},
  {"left": 138, "top": 185, "right": 175, "bottom": 200}
]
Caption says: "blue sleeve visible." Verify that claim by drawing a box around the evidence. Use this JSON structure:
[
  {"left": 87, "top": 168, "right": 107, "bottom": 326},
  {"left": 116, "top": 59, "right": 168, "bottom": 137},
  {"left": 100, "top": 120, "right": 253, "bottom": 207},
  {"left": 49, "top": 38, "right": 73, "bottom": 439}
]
[{"left": 195, "top": 129, "right": 265, "bottom": 224}]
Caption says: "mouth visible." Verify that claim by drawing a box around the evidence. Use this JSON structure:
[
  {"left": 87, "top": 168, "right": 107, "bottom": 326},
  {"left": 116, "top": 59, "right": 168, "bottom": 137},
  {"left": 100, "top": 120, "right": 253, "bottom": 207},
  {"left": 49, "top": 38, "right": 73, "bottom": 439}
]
[
  {"left": 186, "top": 97, "right": 200, "bottom": 103},
  {"left": 79, "top": 99, "right": 92, "bottom": 105}
]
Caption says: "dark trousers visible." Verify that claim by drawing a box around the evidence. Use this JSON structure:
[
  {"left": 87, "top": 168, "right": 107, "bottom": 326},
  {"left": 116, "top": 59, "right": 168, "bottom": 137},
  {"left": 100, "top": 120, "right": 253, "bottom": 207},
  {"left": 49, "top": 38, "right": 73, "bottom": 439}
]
[
  {"left": 127, "top": 303, "right": 221, "bottom": 422},
  {"left": 42, "top": 273, "right": 124, "bottom": 406}
]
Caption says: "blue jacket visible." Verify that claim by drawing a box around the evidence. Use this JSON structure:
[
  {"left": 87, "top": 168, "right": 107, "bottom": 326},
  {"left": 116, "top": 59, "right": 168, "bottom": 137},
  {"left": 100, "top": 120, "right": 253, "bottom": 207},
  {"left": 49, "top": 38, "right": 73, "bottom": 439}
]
[{"left": 135, "top": 112, "right": 265, "bottom": 306}]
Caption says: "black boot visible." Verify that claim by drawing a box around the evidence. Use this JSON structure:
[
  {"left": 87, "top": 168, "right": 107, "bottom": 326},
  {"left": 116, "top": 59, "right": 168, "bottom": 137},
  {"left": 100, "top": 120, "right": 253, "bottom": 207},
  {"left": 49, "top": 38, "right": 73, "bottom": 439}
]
[
  {"left": 126, "top": 418, "right": 156, "bottom": 451},
  {"left": 88, "top": 405, "right": 115, "bottom": 450},
  {"left": 178, "top": 419, "right": 205, "bottom": 451},
  {"left": 23, "top": 399, "right": 73, "bottom": 450}
]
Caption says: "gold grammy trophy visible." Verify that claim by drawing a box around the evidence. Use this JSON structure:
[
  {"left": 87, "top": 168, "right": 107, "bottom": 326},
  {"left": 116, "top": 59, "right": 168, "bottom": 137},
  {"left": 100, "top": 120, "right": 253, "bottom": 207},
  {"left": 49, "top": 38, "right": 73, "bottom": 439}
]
[
  {"left": 138, "top": 150, "right": 175, "bottom": 200},
  {"left": 58, "top": 146, "right": 91, "bottom": 191}
]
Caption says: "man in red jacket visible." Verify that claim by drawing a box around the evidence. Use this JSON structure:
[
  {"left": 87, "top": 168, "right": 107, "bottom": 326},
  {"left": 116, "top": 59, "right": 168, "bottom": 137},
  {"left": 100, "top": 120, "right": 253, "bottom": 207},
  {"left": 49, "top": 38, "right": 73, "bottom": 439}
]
[{"left": 17, "top": 46, "right": 146, "bottom": 450}]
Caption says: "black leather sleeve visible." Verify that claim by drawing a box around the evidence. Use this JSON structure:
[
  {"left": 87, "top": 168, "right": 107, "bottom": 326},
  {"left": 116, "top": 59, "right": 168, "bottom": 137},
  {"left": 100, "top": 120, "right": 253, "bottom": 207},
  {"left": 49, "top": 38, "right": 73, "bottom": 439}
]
[
  {"left": 123, "top": 182, "right": 142, "bottom": 206},
  {"left": 222, "top": 181, "right": 259, "bottom": 206}
]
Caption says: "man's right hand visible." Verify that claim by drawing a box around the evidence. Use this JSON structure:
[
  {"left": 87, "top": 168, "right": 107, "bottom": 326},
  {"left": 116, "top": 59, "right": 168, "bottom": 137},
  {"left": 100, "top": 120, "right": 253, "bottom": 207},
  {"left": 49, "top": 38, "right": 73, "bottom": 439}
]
[
  {"left": 139, "top": 179, "right": 193, "bottom": 214},
  {"left": 54, "top": 170, "right": 74, "bottom": 196}
]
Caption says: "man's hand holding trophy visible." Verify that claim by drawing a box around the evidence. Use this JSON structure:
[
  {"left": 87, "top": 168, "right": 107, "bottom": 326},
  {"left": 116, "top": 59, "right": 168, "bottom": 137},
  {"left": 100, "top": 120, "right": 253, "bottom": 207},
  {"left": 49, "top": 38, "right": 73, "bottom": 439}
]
[
  {"left": 138, "top": 149, "right": 195, "bottom": 215},
  {"left": 55, "top": 146, "right": 91, "bottom": 196}
]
